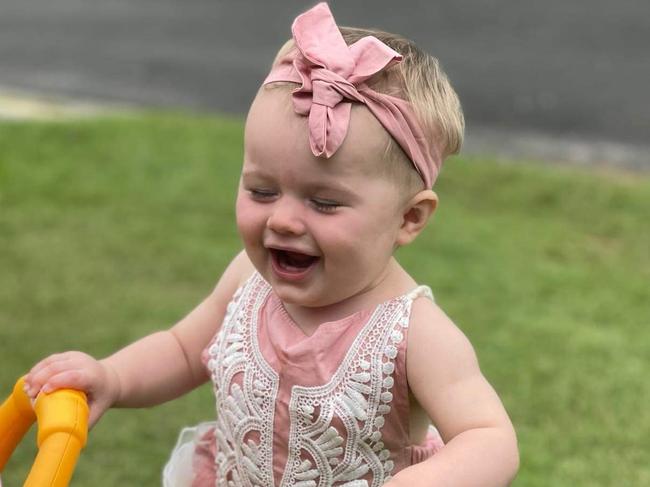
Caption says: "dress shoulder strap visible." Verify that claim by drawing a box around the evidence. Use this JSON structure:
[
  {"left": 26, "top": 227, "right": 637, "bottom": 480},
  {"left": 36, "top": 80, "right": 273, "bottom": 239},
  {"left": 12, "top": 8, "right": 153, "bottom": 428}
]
[{"left": 404, "top": 284, "right": 434, "bottom": 302}]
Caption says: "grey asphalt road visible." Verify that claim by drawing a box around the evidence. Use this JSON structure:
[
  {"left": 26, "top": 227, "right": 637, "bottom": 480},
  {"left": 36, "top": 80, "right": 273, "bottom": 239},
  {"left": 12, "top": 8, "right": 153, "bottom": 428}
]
[{"left": 1, "top": 0, "right": 648, "bottom": 165}]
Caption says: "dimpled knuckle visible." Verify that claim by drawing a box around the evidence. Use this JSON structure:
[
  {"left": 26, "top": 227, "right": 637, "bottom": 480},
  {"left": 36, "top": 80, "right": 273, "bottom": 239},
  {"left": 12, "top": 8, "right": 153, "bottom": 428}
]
[
  {"left": 67, "top": 369, "right": 85, "bottom": 386},
  {"left": 42, "top": 362, "right": 61, "bottom": 378},
  {"left": 50, "top": 352, "right": 69, "bottom": 362},
  {"left": 39, "top": 356, "right": 56, "bottom": 369}
]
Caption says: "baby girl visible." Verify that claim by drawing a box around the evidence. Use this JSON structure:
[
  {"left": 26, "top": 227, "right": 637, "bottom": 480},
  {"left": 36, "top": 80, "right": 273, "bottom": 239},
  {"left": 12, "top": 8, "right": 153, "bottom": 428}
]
[{"left": 26, "top": 3, "right": 518, "bottom": 486}]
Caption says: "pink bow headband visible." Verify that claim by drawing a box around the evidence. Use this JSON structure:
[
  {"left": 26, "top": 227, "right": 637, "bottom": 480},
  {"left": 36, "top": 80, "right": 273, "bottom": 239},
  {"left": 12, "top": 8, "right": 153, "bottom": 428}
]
[{"left": 263, "top": 2, "right": 442, "bottom": 188}]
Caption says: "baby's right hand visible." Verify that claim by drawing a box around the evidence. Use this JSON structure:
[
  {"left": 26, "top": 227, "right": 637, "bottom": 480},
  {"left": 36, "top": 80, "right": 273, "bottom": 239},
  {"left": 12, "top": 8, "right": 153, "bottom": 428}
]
[{"left": 24, "top": 351, "right": 121, "bottom": 427}]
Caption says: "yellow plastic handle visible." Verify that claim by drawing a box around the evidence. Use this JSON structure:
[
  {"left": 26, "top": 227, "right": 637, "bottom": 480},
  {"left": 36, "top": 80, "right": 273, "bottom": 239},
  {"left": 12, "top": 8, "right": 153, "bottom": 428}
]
[{"left": 0, "top": 377, "right": 89, "bottom": 487}]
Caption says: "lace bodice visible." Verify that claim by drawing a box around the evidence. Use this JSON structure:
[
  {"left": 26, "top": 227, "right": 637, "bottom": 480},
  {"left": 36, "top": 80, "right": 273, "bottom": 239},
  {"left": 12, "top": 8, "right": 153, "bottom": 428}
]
[{"left": 204, "top": 273, "right": 436, "bottom": 487}]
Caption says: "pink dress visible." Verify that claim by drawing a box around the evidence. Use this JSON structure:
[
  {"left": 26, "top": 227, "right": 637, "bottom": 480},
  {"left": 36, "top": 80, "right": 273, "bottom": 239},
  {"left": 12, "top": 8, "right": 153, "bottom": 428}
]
[{"left": 164, "top": 272, "right": 442, "bottom": 487}]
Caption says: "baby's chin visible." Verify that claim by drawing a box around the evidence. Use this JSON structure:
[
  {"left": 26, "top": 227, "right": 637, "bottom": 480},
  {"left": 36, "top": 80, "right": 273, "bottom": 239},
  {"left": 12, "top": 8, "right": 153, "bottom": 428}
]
[
  {"left": 277, "top": 284, "right": 374, "bottom": 316},
  {"left": 266, "top": 277, "right": 341, "bottom": 309},
  {"left": 267, "top": 281, "right": 326, "bottom": 307}
]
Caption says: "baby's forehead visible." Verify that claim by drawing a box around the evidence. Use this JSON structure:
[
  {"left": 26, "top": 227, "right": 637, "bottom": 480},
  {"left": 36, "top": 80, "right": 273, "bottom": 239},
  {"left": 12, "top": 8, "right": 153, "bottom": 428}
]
[{"left": 245, "top": 88, "right": 391, "bottom": 176}]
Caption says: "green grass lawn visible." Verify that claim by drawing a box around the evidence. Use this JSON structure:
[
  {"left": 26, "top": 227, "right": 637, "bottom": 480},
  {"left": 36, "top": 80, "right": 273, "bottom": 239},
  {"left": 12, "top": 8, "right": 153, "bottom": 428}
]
[{"left": 1, "top": 113, "right": 648, "bottom": 486}]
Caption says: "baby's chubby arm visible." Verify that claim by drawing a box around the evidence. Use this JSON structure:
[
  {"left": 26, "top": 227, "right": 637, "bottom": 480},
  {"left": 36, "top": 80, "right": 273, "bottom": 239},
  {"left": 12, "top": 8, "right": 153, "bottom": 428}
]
[
  {"left": 387, "top": 299, "right": 519, "bottom": 487},
  {"left": 24, "top": 250, "right": 255, "bottom": 427}
]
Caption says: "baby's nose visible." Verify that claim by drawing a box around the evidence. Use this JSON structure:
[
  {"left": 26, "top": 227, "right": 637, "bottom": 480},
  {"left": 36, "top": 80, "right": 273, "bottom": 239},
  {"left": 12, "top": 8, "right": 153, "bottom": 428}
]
[{"left": 266, "top": 198, "right": 307, "bottom": 236}]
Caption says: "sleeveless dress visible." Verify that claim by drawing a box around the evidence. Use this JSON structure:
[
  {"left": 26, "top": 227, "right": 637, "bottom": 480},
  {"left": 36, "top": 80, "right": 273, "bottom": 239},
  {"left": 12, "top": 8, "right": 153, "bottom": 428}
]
[{"left": 163, "top": 272, "right": 443, "bottom": 487}]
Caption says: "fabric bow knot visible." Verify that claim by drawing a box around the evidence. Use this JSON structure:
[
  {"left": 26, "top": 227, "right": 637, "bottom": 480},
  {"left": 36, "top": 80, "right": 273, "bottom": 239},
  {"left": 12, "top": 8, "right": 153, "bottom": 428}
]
[
  {"left": 305, "top": 68, "right": 357, "bottom": 108},
  {"left": 264, "top": 2, "right": 441, "bottom": 188}
]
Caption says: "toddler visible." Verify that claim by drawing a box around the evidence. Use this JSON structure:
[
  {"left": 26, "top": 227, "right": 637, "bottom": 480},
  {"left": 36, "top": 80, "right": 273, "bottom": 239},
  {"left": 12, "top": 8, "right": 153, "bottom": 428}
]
[{"left": 25, "top": 3, "right": 519, "bottom": 486}]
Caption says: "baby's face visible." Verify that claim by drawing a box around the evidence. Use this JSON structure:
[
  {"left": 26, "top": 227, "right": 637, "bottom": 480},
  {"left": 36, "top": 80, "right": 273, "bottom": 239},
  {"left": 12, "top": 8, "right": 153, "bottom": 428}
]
[{"left": 236, "top": 87, "right": 406, "bottom": 308}]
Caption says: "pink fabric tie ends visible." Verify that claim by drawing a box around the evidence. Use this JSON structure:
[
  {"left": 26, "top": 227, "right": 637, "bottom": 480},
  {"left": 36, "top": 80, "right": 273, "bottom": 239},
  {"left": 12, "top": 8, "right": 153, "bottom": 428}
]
[{"left": 263, "top": 2, "right": 442, "bottom": 188}]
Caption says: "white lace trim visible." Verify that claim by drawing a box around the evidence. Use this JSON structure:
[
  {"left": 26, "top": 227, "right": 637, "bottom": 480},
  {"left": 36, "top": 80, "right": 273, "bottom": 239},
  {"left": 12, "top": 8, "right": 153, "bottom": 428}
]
[
  {"left": 207, "top": 274, "right": 433, "bottom": 487},
  {"left": 207, "top": 275, "right": 278, "bottom": 487}
]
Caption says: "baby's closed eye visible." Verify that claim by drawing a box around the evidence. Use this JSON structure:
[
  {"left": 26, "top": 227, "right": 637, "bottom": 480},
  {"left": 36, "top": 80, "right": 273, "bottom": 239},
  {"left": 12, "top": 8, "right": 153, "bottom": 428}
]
[
  {"left": 248, "top": 188, "right": 278, "bottom": 200},
  {"left": 309, "top": 197, "right": 341, "bottom": 213}
]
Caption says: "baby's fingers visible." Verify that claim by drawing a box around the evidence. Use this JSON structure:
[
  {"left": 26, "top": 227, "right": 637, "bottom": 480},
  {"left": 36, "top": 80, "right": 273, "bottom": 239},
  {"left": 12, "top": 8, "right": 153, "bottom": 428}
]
[
  {"left": 28, "top": 352, "right": 72, "bottom": 379},
  {"left": 25, "top": 356, "right": 73, "bottom": 394},
  {"left": 25, "top": 352, "right": 90, "bottom": 397},
  {"left": 31, "top": 368, "right": 106, "bottom": 428},
  {"left": 39, "top": 369, "right": 92, "bottom": 395}
]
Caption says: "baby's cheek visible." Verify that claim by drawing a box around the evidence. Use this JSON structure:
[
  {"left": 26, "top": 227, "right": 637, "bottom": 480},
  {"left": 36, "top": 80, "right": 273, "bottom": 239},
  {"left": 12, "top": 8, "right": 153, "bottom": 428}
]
[
  {"left": 325, "top": 218, "right": 380, "bottom": 248},
  {"left": 324, "top": 233, "right": 370, "bottom": 270},
  {"left": 235, "top": 201, "right": 268, "bottom": 274},
  {"left": 236, "top": 199, "right": 260, "bottom": 235},
  {"left": 236, "top": 219, "right": 258, "bottom": 248}
]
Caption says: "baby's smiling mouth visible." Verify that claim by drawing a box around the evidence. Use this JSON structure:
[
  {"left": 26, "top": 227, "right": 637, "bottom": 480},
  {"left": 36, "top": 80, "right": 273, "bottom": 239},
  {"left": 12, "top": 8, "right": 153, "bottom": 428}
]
[{"left": 269, "top": 248, "right": 320, "bottom": 273}]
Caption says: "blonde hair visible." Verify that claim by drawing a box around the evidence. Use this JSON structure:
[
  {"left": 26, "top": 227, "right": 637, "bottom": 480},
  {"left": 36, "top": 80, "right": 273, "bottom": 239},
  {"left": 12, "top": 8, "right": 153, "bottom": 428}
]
[{"left": 270, "top": 27, "right": 465, "bottom": 194}]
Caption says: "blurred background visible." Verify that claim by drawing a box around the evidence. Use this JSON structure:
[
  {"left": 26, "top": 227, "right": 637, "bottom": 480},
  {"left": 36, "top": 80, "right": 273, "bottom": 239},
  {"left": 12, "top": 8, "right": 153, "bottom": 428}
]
[
  {"left": 1, "top": 1, "right": 649, "bottom": 486},
  {"left": 1, "top": 0, "right": 649, "bottom": 167}
]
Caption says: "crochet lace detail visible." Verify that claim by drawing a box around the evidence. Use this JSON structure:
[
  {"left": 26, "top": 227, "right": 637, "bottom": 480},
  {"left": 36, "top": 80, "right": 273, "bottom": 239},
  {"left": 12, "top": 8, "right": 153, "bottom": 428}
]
[
  {"left": 207, "top": 274, "right": 432, "bottom": 487},
  {"left": 206, "top": 275, "right": 277, "bottom": 487}
]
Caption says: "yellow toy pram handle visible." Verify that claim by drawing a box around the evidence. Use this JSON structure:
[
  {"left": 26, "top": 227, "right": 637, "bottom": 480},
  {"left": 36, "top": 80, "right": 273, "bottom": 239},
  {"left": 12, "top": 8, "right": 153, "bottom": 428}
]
[{"left": 0, "top": 377, "right": 89, "bottom": 486}]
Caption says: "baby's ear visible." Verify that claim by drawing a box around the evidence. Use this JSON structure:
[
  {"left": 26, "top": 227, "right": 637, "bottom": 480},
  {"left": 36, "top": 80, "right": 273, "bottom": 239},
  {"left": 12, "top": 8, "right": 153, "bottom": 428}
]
[{"left": 396, "top": 189, "right": 438, "bottom": 246}]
